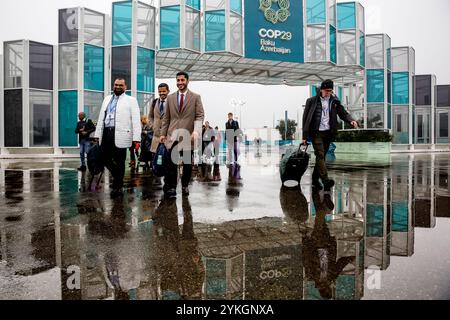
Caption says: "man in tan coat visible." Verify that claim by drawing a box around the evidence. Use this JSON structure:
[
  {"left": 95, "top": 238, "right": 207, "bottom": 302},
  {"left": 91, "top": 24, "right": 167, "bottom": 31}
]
[
  {"left": 149, "top": 83, "right": 170, "bottom": 154},
  {"left": 160, "top": 71, "right": 204, "bottom": 197}
]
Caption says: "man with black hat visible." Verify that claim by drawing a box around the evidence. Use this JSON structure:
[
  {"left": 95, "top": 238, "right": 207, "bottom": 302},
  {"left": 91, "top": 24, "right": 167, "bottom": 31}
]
[{"left": 302, "top": 79, "right": 358, "bottom": 191}]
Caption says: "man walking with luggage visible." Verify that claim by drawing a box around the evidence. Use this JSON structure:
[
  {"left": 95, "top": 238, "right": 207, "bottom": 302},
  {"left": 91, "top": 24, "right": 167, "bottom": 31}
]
[
  {"left": 160, "top": 71, "right": 204, "bottom": 198},
  {"left": 302, "top": 79, "right": 358, "bottom": 191},
  {"left": 94, "top": 77, "right": 141, "bottom": 197},
  {"left": 75, "top": 112, "right": 95, "bottom": 171}
]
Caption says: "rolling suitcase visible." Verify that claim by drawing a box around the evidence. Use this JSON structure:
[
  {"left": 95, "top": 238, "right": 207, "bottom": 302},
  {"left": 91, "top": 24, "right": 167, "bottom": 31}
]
[{"left": 279, "top": 143, "right": 309, "bottom": 186}]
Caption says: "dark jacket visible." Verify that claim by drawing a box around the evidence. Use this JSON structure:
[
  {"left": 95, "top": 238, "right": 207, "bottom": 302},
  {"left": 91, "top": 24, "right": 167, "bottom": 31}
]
[
  {"left": 302, "top": 95, "right": 354, "bottom": 141},
  {"left": 75, "top": 118, "right": 96, "bottom": 143},
  {"left": 225, "top": 119, "right": 240, "bottom": 143}
]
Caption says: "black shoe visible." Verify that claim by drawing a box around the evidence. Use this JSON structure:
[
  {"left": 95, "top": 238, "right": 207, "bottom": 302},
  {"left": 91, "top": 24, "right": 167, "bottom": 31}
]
[
  {"left": 110, "top": 188, "right": 124, "bottom": 198},
  {"left": 78, "top": 165, "right": 87, "bottom": 171},
  {"left": 182, "top": 187, "right": 189, "bottom": 196},
  {"left": 323, "top": 179, "right": 335, "bottom": 191},
  {"left": 312, "top": 181, "right": 323, "bottom": 191},
  {"left": 164, "top": 188, "right": 177, "bottom": 198}
]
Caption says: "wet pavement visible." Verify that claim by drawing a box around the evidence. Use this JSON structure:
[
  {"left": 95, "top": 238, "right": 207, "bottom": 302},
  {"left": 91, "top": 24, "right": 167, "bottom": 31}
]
[{"left": 0, "top": 147, "right": 449, "bottom": 300}]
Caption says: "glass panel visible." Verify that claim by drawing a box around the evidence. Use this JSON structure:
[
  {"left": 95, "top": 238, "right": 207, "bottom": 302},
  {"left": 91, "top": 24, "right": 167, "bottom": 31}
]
[
  {"left": 392, "top": 106, "right": 409, "bottom": 144},
  {"left": 112, "top": 1, "right": 133, "bottom": 46},
  {"left": 205, "top": 11, "right": 226, "bottom": 52},
  {"left": 439, "top": 112, "right": 449, "bottom": 139},
  {"left": 161, "top": 0, "right": 180, "bottom": 6},
  {"left": 392, "top": 72, "right": 409, "bottom": 105},
  {"left": 366, "top": 35, "right": 383, "bottom": 69},
  {"left": 59, "top": 8, "right": 79, "bottom": 43},
  {"left": 84, "top": 45, "right": 104, "bottom": 91},
  {"left": 360, "top": 33, "right": 365, "bottom": 67},
  {"left": 386, "top": 36, "right": 392, "bottom": 70},
  {"left": 437, "top": 86, "right": 450, "bottom": 107},
  {"left": 392, "top": 201, "right": 408, "bottom": 232},
  {"left": 410, "top": 48, "right": 415, "bottom": 74},
  {"left": 306, "top": 0, "right": 326, "bottom": 24},
  {"left": 392, "top": 48, "right": 408, "bottom": 72},
  {"left": 415, "top": 75, "right": 432, "bottom": 106},
  {"left": 137, "top": 92, "right": 155, "bottom": 115},
  {"left": 387, "top": 71, "right": 392, "bottom": 104},
  {"left": 84, "top": 91, "right": 104, "bottom": 123},
  {"left": 367, "top": 69, "right": 384, "bottom": 103},
  {"left": 58, "top": 90, "right": 78, "bottom": 147},
  {"left": 185, "top": 7, "right": 201, "bottom": 51},
  {"left": 367, "top": 105, "right": 384, "bottom": 129},
  {"left": 230, "top": 0, "right": 242, "bottom": 14},
  {"left": 29, "top": 42, "right": 53, "bottom": 90},
  {"left": 137, "top": 47, "right": 155, "bottom": 93},
  {"left": 329, "top": 0, "right": 336, "bottom": 26},
  {"left": 186, "top": 0, "right": 201, "bottom": 10},
  {"left": 84, "top": 9, "right": 104, "bottom": 47},
  {"left": 357, "top": 3, "right": 364, "bottom": 33},
  {"left": 338, "top": 30, "right": 356, "bottom": 65},
  {"left": 30, "top": 90, "right": 52, "bottom": 147},
  {"left": 337, "top": 2, "right": 356, "bottom": 30},
  {"left": 4, "top": 89, "right": 23, "bottom": 147},
  {"left": 306, "top": 25, "right": 326, "bottom": 62},
  {"left": 366, "top": 203, "right": 384, "bottom": 237},
  {"left": 4, "top": 41, "right": 24, "bottom": 89},
  {"left": 138, "top": 3, "right": 156, "bottom": 49},
  {"left": 160, "top": 6, "right": 181, "bottom": 49},
  {"left": 206, "top": 0, "right": 225, "bottom": 11},
  {"left": 330, "top": 25, "right": 337, "bottom": 63},
  {"left": 230, "top": 13, "right": 243, "bottom": 55},
  {"left": 59, "top": 44, "right": 78, "bottom": 90},
  {"left": 111, "top": 46, "right": 132, "bottom": 90}
]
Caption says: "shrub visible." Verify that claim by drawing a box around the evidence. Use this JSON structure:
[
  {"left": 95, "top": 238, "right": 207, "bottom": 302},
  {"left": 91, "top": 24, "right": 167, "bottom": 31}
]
[{"left": 335, "top": 130, "right": 392, "bottom": 143}]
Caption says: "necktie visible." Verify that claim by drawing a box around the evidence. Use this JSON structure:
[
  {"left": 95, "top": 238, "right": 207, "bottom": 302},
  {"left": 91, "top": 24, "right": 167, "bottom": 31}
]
[
  {"left": 160, "top": 100, "right": 165, "bottom": 116},
  {"left": 179, "top": 93, "right": 184, "bottom": 113}
]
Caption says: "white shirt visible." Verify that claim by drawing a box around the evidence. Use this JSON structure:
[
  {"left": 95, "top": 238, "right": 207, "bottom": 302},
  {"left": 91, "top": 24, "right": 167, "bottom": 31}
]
[
  {"left": 104, "top": 95, "right": 121, "bottom": 128},
  {"left": 319, "top": 96, "right": 331, "bottom": 131},
  {"left": 177, "top": 91, "right": 187, "bottom": 109}
]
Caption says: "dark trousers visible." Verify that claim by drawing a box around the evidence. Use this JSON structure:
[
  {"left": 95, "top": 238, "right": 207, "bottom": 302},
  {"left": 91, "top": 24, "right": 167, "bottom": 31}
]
[
  {"left": 311, "top": 130, "right": 333, "bottom": 183},
  {"left": 165, "top": 142, "right": 193, "bottom": 189},
  {"left": 101, "top": 127, "right": 127, "bottom": 189}
]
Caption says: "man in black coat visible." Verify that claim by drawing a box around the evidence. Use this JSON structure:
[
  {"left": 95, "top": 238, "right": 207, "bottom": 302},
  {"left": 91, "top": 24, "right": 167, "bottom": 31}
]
[
  {"left": 302, "top": 80, "right": 358, "bottom": 191},
  {"left": 225, "top": 112, "right": 242, "bottom": 165},
  {"left": 75, "top": 112, "right": 96, "bottom": 171}
]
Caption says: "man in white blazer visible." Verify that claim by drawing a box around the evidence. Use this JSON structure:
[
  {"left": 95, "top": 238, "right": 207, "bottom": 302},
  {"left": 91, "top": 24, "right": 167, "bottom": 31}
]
[{"left": 94, "top": 78, "right": 142, "bottom": 197}]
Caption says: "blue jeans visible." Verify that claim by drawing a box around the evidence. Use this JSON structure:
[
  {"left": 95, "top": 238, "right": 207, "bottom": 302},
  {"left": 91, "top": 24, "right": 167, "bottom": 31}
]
[{"left": 80, "top": 139, "right": 91, "bottom": 166}]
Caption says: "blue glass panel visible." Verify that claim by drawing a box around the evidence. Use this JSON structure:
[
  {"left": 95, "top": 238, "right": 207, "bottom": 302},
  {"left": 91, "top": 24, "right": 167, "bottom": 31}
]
[
  {"left": 112, "top": 1, "right": 132, "bottom": 46},
  {"left": 137, "top": 47, "right": 155, "bottom": 93},
  {"left": 392, "top": 201, "right": 408, "bottom": 232},
  {"left": 160, "top": 6, "right": 181, "bottom": 49},
  {"left": 366, "top": 204, "right": 384, "bottom": 237},
  {"left": 337, "top": 3, "right": 356, "bottom": 30},
  {"left": 360, "top": 33, "right": 365, "bottom": 67},
  {"left": 367, "top": 69, "right": 384, "bottom": 103},
  {"left": 59, "top": 90, "right": 78, "bottom": 147},
  {"left": 84, "top": 45, "right": 104, "bottom": 91},
  {"left": 330, "top": 25, "right": 337, "bottom": 63},
  {"left": 230, "top": 0, "right": 242, "bottom": 14},
  {"left": 392, "top": 72, "right": 409, "bottom": 105},
  {"left": 186, "top": 0, "right": 201, "bottom": 11},
  {"left": 205, "top": 11, "right": 226, "bottom": 52},
  {"left": 307, "top": 0, "right": 326, "bottom": 24}
]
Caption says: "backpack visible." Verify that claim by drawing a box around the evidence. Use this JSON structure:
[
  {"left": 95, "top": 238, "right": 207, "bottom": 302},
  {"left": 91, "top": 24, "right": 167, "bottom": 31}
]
[
  {"left": 87, "top": 144, "right": 104, "bottom": 176},
  {"left": 152, "top": 143, "right": 170, "bottom": 177}
]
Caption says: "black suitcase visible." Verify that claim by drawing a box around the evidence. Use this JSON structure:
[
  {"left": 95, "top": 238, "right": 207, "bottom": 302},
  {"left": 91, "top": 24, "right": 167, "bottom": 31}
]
[{"left": 280, "top": 144, "right": 309, "bottom": 186}]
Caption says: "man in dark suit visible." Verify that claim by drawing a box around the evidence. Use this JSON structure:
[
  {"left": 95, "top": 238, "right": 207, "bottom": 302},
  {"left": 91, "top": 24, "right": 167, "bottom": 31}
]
[
  {"left": 302, "top": 79, "right": 358, "bottom": 191},
  {"left": 160, "top": 71, "right": 205, "bottom": 198},
  {"left": 75, "top": 112, "right": 95, "bottom": 171},
  {"left": 225, "top": 112, "right": 241, "bottom": 165}
]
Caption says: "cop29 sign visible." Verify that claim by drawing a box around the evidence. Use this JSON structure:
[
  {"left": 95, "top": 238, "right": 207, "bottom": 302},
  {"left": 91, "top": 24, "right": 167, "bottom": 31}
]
[{"left": 245, "top": 0, "right": 304, "bottom": 63}]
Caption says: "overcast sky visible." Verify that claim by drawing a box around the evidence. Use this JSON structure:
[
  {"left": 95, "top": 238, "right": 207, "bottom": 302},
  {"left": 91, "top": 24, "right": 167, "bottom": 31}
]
[{"left": 1, "top": 0, "right": 449, "bottom": 129}]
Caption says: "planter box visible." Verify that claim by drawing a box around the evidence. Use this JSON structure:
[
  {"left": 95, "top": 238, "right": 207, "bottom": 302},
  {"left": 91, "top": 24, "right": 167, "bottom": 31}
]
[{"left": 334, "top": 142, "right": 391, "bottom": 154}]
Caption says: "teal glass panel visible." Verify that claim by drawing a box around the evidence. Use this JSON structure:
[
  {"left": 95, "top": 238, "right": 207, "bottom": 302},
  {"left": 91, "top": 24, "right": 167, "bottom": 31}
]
[
  {"left": 392, "top": 72, "right": 409, "bottom": 105},
  {"left": 311, "top": 85, "right": 318, "bottom": 97},
  {"left": 205, "top": 11, "right": 226, "bottom": 52},
  {"left": 126, "top": 91, "right": 132, "bottom": 96},
  {"left": 58, "top": 90, "right": 78, "bottom": 147},
  {"left": 392, "top": 201, "right": 408, "bottom": 232},
  {"left": 112, "top": 1, "right": 132, "bottom": 46},
  {"left": 84, "top": 45, "right": 104, "bottom": 91},
  {"left": 59, "top": 169, "right": 79, "bottom": 220},
  {"left": 230, "top": 0, "right": 242, "bottom": 14},
  {"left": 336, "top": 275, "right": 355, "bottom": 300},
  {"left": 387, "top": 48, "right": 391, "bottom": 70},
  {"left": 360, "top": 33, "right": 365, "bottom": 67},
  {"left": 337, "top": 2, "right": 356, "bottom": 30},
  {"left": 305, "top": 282, "right": 324, "bottom": 300},
  {"left": 330, "top": 25, "right": 337, "bottom": 63},
  {"left": 137, "top": 47, "right": 155, "bottom": 93},
  {"left": 160, "top": 6, "right": 181, "bottom": 49},
  {"left": 186, "top": 0, "right": 200, "bottom": 10},
  {"left": 366, "top": 204, "right": 384, "bottom": 237},
  {"left": 387, "top": 71, "right": 392, "bottom": 104},
  {"left": 367, "top": 69, "right": 384, "bottom": 103},
  {"left": 307, "top": 0, "right": 326, "bottom": 24},
  {"left": 338, "top": 87, "right": 343, "bottom": 100},
  {"left": 205, "top": 259, "right": 227, "bottom": 297}
]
